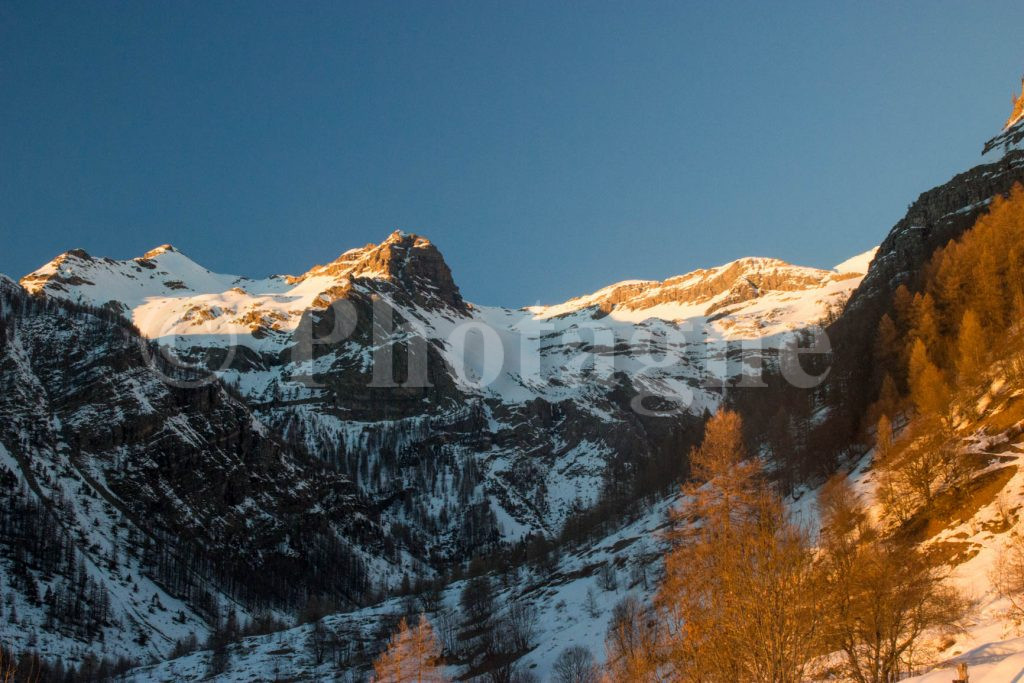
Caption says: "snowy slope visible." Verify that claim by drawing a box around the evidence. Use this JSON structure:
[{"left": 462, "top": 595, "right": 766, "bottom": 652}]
[
  {"left": 9, "top": 235, "right": 875, "bottom": 677},
  {"left": 529, "top": 253, "right": 872, "bottom": 340},
  {"left": 829, "top": 373, "right": 1024, "bottom": 681},
  {"left": 20, "top": 240, "right": 405, "bottom": 350},
  {"left": 132, "top": 384, "right": 1024, "bottom": 682}
]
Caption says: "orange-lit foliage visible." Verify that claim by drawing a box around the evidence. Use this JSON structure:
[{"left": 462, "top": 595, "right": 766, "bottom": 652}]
[
  {"left": 0, "top": 646, "right": 38, "bottom": 683},
  {"left": 926, "top": 184, "right": 1024, "bottom": 335},
  {"left": 372, "top": 615, "right": 447, "bottom": 683},
  {"left": 656, "top": 411, "right": 820, "bottom": 682},
  {"left": 689, "top": 409, "right": 746, "bottom": 483},
  {"left": 874, "top": 183, "right": 1024, "bottom": 418},
  {"left": 1006, "top": 77, "right": 1024, "bottom": 129}
]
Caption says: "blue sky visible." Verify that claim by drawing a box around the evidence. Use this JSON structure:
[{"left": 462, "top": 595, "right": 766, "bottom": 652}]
[{"left": 2, "top": 2, "right": 1023, "bottom": 306}]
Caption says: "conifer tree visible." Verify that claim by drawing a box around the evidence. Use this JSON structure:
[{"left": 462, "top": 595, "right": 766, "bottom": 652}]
[
  {"left": 891, "top": 285, "right": 915, "bottom": 331},
  {"left": 908, "top": 339, "right": 948, "bottom": 418},
  {"left": 689, "top": 409, "right": 745, "bottom": 483},
  {"left": 911, "top": 293, "right": 942, "bottom": 361},
  {"left": 873, "top": 314, "right": 900, "bottom": 378},
  {"left": 876, "top": 374, "right": 901, "bottom": 422}
]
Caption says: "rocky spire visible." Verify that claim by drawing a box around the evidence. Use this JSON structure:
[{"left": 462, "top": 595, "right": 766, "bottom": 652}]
[
  {"left": 1006, "top": 76, "right": 1024, "bottom": 130},
  {"left": 982, "top": 74, "right": 1024, "bottom": 157},
  {"left": 362, "top": 230, "right": 467, "bottom": 311},
  {"left": 297, "top": 230, "right": 467, "bottom": 312}
]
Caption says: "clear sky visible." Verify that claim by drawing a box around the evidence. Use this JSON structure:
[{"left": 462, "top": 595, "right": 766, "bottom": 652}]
[{"left": 2, "top": 2, "right": 1023, "bottom": 306}]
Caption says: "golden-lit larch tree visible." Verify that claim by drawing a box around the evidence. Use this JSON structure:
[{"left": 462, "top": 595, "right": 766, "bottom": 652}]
[
  {"left": 817, "top": 476, "right": 968, "bottom": 683},
  {"left": 656, "top": 410, "right": 820, "bottom": 682},
  {"left": 372, "top": 614, "right": 448, "bottom": 683},
  {"left": 688, "top": 408, "right": 745, "bottom": 482},
  {"left": 907, "top": 339, "right": 949, "bottom": 419},
  {"left": 910, "top": 293, "right": 942, "bottom": 362},
  {"left": 603, "top": 595, "right": 660, "bottom": 682},
  {"left": 956, "top": 309, "right": 987, "bottom": 381},
  {"left": 873, "top": 313, "right": 901, "bottom": 379}
]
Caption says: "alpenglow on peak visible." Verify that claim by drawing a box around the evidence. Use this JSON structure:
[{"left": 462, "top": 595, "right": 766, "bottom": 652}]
[{"left": 1006, "top": 76, "right": 1024, "bottom": 130}]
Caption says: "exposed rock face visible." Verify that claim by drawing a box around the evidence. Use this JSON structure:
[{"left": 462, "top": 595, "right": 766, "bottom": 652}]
[
  {"left": 848, "top": 78, "right": 1024, "bottom": 318},
  {"left": 291, "top": 230, "right": 467, "bottom": 312},
  {"left": 812, "top": 88, "right": 1024, "bottom": 456},
  {"left": 846, "top": 153, "right": 1024, "bottom": 318}
]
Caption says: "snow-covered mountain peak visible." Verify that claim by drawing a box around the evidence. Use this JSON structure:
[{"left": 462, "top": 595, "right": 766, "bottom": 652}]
[
  {"left": 21, "top": 243, "right": 249, "bottom": 305},
  {"left": 530, "top": 250, "right": 873, "bottom": 327},
  {"left": 140, "top": 243, "right": 178, "bottom": 259},
  {"left": 20, "top": 230, "right": 467, "bottom": 344},
  {"left": 834, "top": 246, "right": 879, "bottom": 274},
  {"left": 282, "top": 230, "right": 465, "bottom": 312},
  {"left": 295, "top": 230, "right": 440, "bottom": 280}
]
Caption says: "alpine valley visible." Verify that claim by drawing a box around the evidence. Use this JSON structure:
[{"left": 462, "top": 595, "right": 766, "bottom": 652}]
[{"left": 4, "top": 83, "right": 1024, "bottom": 682}]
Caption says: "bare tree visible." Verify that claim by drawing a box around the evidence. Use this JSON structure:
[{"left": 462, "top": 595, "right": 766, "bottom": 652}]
[
  {"left": 552, "top": 645, "right": 598, "bottom": 683},
  {"left": 504, "top": 598, "right": 538, "bottom": 653},
  {"left": 596, "top": 563, "right": 618, "bottom": 592},
  {"left": 876, "top": 418, "right": 971, "bottom": 524},
  {"left": 308, "top": 618, "right": 328, "bottom": 666},
  {"left": 583, "top": 587, "right": 600, "bottom": 619},
  {"left": 604, "top": 595, "right": 658, "bottom": 682},
  {"left": 459, "top": 575, "right": 495, "bottom": 626},
  {"left": 434, "top": 608, "right": 460, "bottom": 657},
  {"left": 629, "top": 542, "right": 651, "bottom": 590},
  {"left": 418, "top": 580, "right": 445, "bottom": 614}
]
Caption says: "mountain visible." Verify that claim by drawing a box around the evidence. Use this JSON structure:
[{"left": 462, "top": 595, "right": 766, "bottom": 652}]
[
  {"left": 809, "top": 81, "right": 1024, "bottom": 461},
  {"left": 19, "top": 231, "right": 465, "bottom": 343},
  {"left": 2, "top": 221, "right": 872, "bottom": 672},
  {"left": 18, "top": 232, "right": 872, "bottom": 551},
  {"left": 529, "top": 254, "right": 868, "bottom": 339}
]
